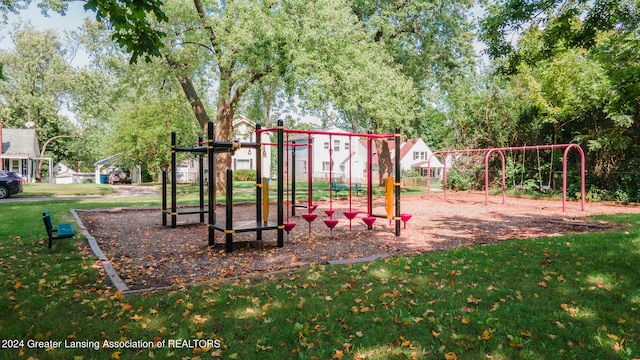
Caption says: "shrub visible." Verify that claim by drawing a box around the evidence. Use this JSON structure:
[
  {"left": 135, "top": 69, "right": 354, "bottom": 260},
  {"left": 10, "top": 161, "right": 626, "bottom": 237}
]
[
  {"left": 233, "top": 169, "right": 256, "bottom": 181},
  {"left": 446, "top": 168, "right": 472, "bottom": 191}
]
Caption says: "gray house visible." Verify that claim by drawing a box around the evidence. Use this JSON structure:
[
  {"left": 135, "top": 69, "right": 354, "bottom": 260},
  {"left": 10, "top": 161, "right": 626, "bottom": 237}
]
[{"left": 0, "top": 126, "right": 43, "bottom": 183}]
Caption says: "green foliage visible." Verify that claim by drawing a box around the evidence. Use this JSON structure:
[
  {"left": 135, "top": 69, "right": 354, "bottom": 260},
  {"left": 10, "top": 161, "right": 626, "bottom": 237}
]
[
  {"left": 233, "top": 169, "right": 256, "bottom": 182},
  {"left": 112, "top": 95, "right": 200, "bottom": 180},
  {"left": 84, "top": 0, "right": 167, "bottom": 64},
  {"left": 445, "top": 168, "right": 472, "bottom": 191},
  {"left": 0, "top": 24, "right": 78, "bottom": 170}
]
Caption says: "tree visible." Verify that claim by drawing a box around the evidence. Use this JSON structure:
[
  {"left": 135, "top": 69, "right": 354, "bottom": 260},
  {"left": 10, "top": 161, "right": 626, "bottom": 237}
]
[
  {"left": 113, "top": 95, "right": 199, "bottom": 180},
  {"left": 146, "top": 0, "right": 420, "bottom": 189},
  {"left": 480, "top": 0, "right": 639, "bottom": 74},
  {"left": 480, "top": 0, "right": 640, "bottom": 200},
  {"left": 0, "top": 24, "right": 77, "bottom": 179},
  {"left": 344, "top": 0, "right": 477, "bottom": 183}
]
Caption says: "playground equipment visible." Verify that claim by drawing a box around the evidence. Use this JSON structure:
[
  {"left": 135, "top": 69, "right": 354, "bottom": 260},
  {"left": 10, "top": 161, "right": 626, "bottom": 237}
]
[
  {"left": 162, "top": 122, "right": 283, "bottom": 253},
  {"left": 426, "top": 144, "right": 586, "bottom": 212},
  {"left": 273, "top": 126, "right": 405, "bottom": 235},
  {"left": 162, "top": 134, "right": 207, "bottom": 228},
  {"left": 163, "top": 120, "right": 408, "bottom": 252}
]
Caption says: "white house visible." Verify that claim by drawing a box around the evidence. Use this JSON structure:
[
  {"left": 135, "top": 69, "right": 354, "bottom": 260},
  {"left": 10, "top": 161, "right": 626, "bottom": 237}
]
[
  {"left": 0, "top": 125, "right": 50, "bottom": 183},
  {"left": 401, "top": 138, "right": 444, "bottom": 179},
  {"left": 174, "top": 116, "right": 272, "bottom": 183},
  {"left": 289, "top": 128, "right": 366, "bottom": 183},
  {"left": 231, "top": 116, "right": 272, "bottom": 176},
  {"left": 365, "top": 137, "right": 444, "bottom": 179}
]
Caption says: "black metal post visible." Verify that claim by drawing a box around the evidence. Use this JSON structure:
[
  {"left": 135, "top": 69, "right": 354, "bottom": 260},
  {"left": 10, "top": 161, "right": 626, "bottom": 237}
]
[
  {"left": 395, "top": 128, "right": 401, "bottom": 236},
  {"left": 256, "top": 124, "right": 263, "bottom": 241},
  {"left": 198, "top": 136, "right": 205, "bottom": 223},
  {"left": 162, "top": 169, "right": 167, "bottom": 226},
  {"left": 208, "top": 120, "right": 216, "bottom": 246},
  {"left": 225, "top": 168, "right": 234, "bottom": 253},
  {"left": 277, "top": 120, "right": 284, "bottom": 247},
  {"left": 171, "top": 131, "right": 177, "bottom": 228}
]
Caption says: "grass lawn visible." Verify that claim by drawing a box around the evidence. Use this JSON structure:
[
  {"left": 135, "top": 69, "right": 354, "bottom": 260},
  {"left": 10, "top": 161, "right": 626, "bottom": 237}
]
[
  {"left": 1, "top": 195, "right": 639, "bottom": 359},
  {"left": 17, "top": 183, "right": 116, "bottom": 197}
]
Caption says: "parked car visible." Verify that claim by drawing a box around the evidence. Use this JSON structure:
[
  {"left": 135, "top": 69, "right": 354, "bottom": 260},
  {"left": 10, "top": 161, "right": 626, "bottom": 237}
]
[
  {"left": 0, "top": 170, "right": 23, "bottom": 199},
  {"left": 109, "top": 168, "right": 132, "bottom": 185}
]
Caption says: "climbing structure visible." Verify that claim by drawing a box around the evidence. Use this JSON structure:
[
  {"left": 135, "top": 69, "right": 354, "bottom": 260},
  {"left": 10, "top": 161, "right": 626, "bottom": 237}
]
[{"left": 164, "top": 119, "right": 408, "bottom": 253}]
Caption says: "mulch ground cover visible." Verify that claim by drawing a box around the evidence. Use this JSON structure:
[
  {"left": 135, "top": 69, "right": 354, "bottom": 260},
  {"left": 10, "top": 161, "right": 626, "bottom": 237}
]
[{"left": 76, "top": 191, "right": 640, "bottom": 290}]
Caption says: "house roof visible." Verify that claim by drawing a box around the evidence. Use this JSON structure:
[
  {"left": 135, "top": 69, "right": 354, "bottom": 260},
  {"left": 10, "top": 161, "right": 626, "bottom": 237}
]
[
  {"left": 1, "top": 128, "right": 40, "bottom": 158},
  {"left": 232, "top": 115, "right": 255, "bottom": 128},
  {"left": 94, "top": 153, "right": 123, "bottom": 166}
]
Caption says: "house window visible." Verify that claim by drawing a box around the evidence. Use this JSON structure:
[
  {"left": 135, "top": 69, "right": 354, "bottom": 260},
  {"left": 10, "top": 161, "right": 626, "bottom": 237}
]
[
  {"left": 324, "top": 142, "right": 329, "bottom": 149},
  {"left": 236, "top": 159, "right": 251, "bottom": 170},
  {"left": 344, "top": 141, "right": 350, "bottom": 150},
  {"left": 333, "top": 139, "right": 340, "bottom": 152},
  {"left": 413, "top": 151, "right": 426, "bottom": 160},
  {"left": 322, "top": 161, "right": 331, "bottom": 172},
  {"left": 301, "top": 160, "right": 307, "bottom": 173}
]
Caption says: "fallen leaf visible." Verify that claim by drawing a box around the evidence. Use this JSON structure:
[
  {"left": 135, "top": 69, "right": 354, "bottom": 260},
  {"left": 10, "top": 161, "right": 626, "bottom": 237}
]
[
  {"left": 444, "top": 352, "right": 458, "bottom": 360},
  {"left": 332, "top": 349, "right": 344, "bottom": 360}
]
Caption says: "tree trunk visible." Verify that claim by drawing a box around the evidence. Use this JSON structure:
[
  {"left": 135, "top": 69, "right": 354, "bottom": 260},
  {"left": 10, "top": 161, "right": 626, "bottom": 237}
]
[
  {"left": 377, "top": 139, "right": 393, "bottom": 186},
  {"left": 176, "top": 73, "right": 209, "bottom": 130},
  {"left": 215, "top": 99, "right": 234, "bottom": 193}
]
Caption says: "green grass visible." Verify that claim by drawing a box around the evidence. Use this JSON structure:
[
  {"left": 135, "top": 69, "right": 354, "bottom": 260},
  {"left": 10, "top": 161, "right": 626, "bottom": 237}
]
[{"left": 1, "top": 196, "right": 639, "bottom": 359}]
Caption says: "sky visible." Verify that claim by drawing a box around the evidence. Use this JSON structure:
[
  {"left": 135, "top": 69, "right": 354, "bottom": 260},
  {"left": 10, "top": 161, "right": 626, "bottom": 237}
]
[{"left": 0, "top": 2, "right": 93, "bottom": 67}]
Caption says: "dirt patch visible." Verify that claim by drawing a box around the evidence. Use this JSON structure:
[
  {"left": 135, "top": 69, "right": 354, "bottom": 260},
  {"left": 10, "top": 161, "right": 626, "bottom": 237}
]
[{"left": 76, "top": 192, "right": 640, "bottom": 290}]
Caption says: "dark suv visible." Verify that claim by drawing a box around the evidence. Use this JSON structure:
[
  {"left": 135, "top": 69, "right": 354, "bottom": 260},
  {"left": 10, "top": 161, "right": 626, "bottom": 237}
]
[
  {"left": 109, "top": 168, "right": 132, "bottom": 185},
  {"left": 0, "top": 170, "right": 23, "bottom": 199}
]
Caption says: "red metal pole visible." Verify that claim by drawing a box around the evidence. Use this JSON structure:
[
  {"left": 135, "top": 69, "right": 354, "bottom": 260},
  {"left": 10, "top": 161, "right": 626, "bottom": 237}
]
[
  {"left": 484, "top": 149, "right": 506, "bottom": 205},
  {"left": 429, "top": 144, "right": 586, "bottom": 211},
  {"left": 329, "top": 135, "right": 333, "bottom": 212},
  {"left": 563, "top": 144, "right": 586, "bottom": 211},
  {"left": 308, "top": 134, "right": 312, "bottom": 212},
  {"left": 258, "top": 127, "right": 396, "bottom": 139}
]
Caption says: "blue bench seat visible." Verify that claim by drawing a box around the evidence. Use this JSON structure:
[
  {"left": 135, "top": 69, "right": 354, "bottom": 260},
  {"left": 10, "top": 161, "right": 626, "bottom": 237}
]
[{"left": 43, "top": 210, "right": 75, "bottom": 249}]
